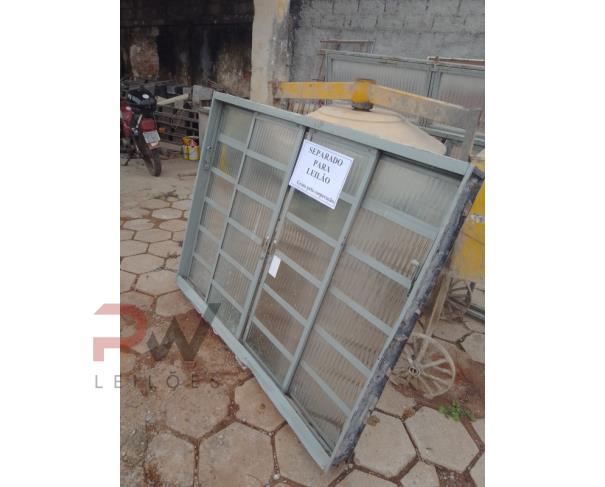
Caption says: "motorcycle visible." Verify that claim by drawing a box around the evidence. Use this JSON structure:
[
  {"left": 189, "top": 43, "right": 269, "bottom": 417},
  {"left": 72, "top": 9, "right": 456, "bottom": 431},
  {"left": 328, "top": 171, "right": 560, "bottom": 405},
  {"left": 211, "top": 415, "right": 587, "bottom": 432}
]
[{"left": 120, "top": 88, "right": 162, "bottom": 176}]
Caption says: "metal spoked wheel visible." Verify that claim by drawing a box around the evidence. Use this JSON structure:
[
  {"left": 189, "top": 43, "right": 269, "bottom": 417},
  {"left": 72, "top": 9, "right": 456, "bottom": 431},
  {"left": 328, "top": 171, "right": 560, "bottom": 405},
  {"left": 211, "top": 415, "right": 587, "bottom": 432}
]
[
  {"left": 390, "top": 333, "right": 456, "bottom": 398},
  {"left": 442, "top": 278, "right": 475, "bottom": 321}
]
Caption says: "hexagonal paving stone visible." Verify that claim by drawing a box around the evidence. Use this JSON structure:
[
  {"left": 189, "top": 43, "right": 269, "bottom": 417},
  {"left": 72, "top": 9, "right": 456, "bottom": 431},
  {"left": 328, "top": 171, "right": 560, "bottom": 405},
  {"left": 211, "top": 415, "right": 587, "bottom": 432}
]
[
  {"left": 172, "top": 199, "right": 192, "bottom": 211},
  {"left": 400, "top": 462, "right": 439, "bottom": 487},
  {"left": 165, "top": 257, "right": 179, "bottom": 271},
  {"left": 120, "top": 240, "right": 148, "bottom": 257},
  {"left": 121, "top": 389, "right": 147, "bottom": 469},
  {"left": 433, "top": 321, "right": 470, "bottom": 342},
  {"left": 473, "top": 419, "right": 485, "bottom": 444},
  {"left": 120, "top": 352, "right": 137, "bottom": 375},
  {"left": 145, "top": 433, "right": 194, "bottom": 486},
  {"left": 120, "top": 290, "right": 154, "bottom": 310},
  {"left": 465, "top": 317, "right": 485, "bottom": 333},
  {"left": 134, "top": 228, "right": 171, "bottom": 243},
  {"left": 405, "top": 407, "right": 478, "bottom": 473},
  {"left": 121, "top": 271, "right": 136, "bottom": 292},
  {"left": 338, "top": 470, "right": 396, "bottom": 486},
  {"left": 121, "top": 229, "right": 134, "bottom": 241},
  {"left": 199, "top": 423, "right": 274, "bottom": 486},
  {"left": 121, "top": 207, "right": 150, "bottom": 219},
  {"left": 354, "top": 412, "right": 416, "bottom": 478},
  {"left": 172, "top": 230, "right": 185, "bottom": 242},
  {"left": 149, "top": 240, "right": 182, "bottom": 258},
  {"left": 152, "top": 208, "right": 183, "bottom": 220},
  {"left": 470, "top": 454, "right": 485, "bottom": 487},
  {"left": 121, "top": 254, "right": 164, "bottom": 274},
  {"left": 141, "top": 198, "right": 170, "bottom": 210},
  {"left": 123, "top": 218, "right": 154, "bottom": 231},
  {"left": 235, "top": 379, "right": 284, "bottom": 431},
  {"left": 276, "top": 426, "right": 344, "bottom": 486},
  {"left": 159, "top": 219, "right": 187, "bottom": 232},
  {"left": 155, "top": 290, "right": 193, "bottom": 317},
  {"left": 136, "top": 270, "right": 178, "bottom": 295},
  {"left": 376, "top": 383, "right": 416, "bottom": 417},
  {"left": 461, "top": 333, "right": 485, "bottom": 364},
  {"left": 121, "top": 464, "right": 144, "bottom": 487},
  {"left": 165, "top": 383, "right": 230, "bottom": 437}
]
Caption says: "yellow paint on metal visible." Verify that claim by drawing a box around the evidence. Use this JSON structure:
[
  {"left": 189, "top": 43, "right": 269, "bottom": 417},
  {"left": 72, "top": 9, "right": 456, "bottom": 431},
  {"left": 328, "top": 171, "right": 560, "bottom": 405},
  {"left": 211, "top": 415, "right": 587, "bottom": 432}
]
[
  {"left": 350, "top": 79, "right": 374, "bottom": 106},
  {"left": 450, "top": 151, "right": 485, "bottom": 283},
  {"left": 275, "top": 81, "right": 353, "bottom": 100}
]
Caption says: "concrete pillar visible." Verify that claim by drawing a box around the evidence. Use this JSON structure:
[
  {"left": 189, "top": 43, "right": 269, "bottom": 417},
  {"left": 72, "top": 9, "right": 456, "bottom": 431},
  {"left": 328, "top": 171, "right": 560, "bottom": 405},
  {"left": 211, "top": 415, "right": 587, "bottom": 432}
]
[{"left": 250, "top": 0, "right": 291, "bottom": 105}]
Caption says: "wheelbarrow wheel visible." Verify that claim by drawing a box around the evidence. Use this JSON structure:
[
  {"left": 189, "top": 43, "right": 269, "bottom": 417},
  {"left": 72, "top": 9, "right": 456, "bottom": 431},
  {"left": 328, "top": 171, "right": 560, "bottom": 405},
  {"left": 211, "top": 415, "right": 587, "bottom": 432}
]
[
  {"left": 390, "top": 333, "right": 455, "bottom": 398},
  {"left": 442, "top": 278, "right": 474, "bottom": 321}
]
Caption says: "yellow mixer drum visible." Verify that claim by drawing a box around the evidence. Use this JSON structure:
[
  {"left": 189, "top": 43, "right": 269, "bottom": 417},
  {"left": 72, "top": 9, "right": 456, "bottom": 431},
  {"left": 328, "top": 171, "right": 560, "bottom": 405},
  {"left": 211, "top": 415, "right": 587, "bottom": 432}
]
[
  {"left": 450, "top": 149, "right": 485, "bottom": 283},
  {"left": 307, "top": 105, "right": 447, "bottom": 155}
]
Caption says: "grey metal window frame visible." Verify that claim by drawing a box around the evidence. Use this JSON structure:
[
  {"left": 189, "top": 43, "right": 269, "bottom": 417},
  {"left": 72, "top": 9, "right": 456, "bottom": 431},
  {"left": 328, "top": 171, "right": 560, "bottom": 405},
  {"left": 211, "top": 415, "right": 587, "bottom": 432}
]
[
  {"left": 324, "top": 50, "right": 485, "bottom": 149},
  {"left": 178, "top": 92, "right": 483, "bottom": 469}
]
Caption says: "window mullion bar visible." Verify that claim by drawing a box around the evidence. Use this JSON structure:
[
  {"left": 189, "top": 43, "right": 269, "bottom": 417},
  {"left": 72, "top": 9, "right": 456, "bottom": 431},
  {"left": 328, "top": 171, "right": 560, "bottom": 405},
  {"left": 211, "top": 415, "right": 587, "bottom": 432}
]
[
  {"left": 281, "top": 149, "right": 380, "bottom": 392},
  {"left": 315, "top": 326, "right": 372, "bottom": 378},
  {"left": 344, "top": 245, "right": 412, "bottom": 289},
  {"left": 299, "top": 361, "right": 352, "bottom": 416},
  {"left": 207, "top": 114, "right": 258, "bottom": 291}
]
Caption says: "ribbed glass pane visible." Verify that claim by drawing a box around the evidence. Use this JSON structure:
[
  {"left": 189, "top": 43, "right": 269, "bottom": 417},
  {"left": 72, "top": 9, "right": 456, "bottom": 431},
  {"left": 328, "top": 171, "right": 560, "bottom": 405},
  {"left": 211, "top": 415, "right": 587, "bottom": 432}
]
[
  {"left": 207, "top": 285, "right": 241, "bottom": 333},
  {"left": 253, "top": 290, "right": 304, "bottom": 355},
  {"left": 188, "top": 258, "right": 210, "bottom": 298},
  {"left": 437, "top": 72, "right": 485, "bottom": 131},
  {"left": 239, "top": 156, "right": 284, "bottom": 203},
  {"left": 200, "top": 204, "right": 225, "bottom": 240},
  {"left": 347, "top": 208, "right": 432, "bottom": 279},
  {"left": 367, "top": 155, "right": 459, "bottom": 227},
  {"left": 300, "top": 333, "right": 366, "bottom": 409},
  {"left": 309, "top": 132, "right": 371, "bottom": 197},
  {"left": 206, "top": 172, "right": 234, "bottom": 210},
  {"left": 231, "top": 191, "right": 272, "bottom": 238},
  {"left": 194, "top": 230, "right": 218, "bottom": 268},
  {"left": 276, "top": 219, "right": 333, "bottom": 281},
  {"left": 314, "top": 293, "right": 388, "bottom": 370},
  {"left": 219, "top": 105, "right": 253, "bottom": 142},
  {"left": 222, "top": 223, "right": 261, "bottom": 275},
  {"left": 248, "top": 117, "right": 299, "bottom": 165},
  {"left": 331, "top": 58, "right": 429, "bottom": 95},
  {"left": 288, "top": 191, "right": 350, "bottom": 241},
  {"left": 245, "top": 323, "right": 290, "bottom": 383},
  {"left": 289, "top": 366, "right": 346, "bottom": 449},
  {"left": 265, "top": 261, "right": 318, "bottom": 319},
  {"left": 214, "top": 255, "right": 249, "bottom": 307},
  {"left": 213, "top": 142, "right": 244, "bottom": 179},
  {"left": 331, "top": 252, "right": 407, "bottom": 327}
]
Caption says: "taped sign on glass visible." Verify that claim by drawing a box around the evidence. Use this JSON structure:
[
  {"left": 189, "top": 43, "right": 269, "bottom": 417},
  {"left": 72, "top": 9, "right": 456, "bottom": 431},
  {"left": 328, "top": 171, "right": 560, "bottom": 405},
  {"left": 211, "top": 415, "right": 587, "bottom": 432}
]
[{"left": 289, "top": 140, "right": 354, "bottom": 209}]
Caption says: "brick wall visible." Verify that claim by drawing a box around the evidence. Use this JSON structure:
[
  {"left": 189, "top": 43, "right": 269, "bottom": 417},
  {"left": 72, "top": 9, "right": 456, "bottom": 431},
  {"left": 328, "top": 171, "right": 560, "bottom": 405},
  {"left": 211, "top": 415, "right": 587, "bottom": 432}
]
[{"left": 290, "top": 0, "right": 484, "bottom": 81}]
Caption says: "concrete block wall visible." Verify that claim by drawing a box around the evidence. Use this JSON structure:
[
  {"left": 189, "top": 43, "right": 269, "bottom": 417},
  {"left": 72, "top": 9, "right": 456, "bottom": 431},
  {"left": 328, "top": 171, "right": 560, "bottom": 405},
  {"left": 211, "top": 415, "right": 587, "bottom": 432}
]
[{"left": 289, "top": 0, "right": 484, "bottom": 81}]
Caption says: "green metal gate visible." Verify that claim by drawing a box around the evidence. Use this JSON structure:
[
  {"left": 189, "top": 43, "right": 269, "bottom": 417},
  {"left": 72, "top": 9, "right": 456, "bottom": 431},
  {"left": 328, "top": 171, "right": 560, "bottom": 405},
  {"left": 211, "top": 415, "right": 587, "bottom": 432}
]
[{"left": 178, "top": 92, "right": 483, "bottom": 469}]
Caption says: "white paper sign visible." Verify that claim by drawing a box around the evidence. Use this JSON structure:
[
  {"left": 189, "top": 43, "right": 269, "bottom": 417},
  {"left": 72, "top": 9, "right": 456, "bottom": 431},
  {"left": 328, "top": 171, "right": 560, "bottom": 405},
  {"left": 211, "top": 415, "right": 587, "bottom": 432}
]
[
  {"left": 268, "top": 255, "right": 281, "bottom": 278},
  {"left": 288, "top": 140, "right": 354, "bottom": 209}
]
